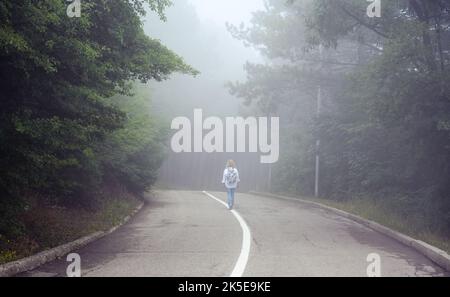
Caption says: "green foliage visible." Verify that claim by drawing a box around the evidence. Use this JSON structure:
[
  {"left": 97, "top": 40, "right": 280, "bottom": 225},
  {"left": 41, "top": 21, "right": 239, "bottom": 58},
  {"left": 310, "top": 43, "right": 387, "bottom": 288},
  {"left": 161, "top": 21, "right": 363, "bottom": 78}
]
[
  {"left": 0, "top": 1, "right": 196, "bottom": 238},
  {"left": 99, "top": 86, "right": 170, "bottom": 194},
  {"left": 229, "top": 0, "right": 450, "bottom": 236}
]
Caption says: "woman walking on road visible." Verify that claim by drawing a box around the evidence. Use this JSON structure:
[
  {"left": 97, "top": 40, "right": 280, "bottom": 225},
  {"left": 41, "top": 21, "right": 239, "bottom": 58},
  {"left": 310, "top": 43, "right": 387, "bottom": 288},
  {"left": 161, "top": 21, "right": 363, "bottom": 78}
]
[{"left": 222, "top": 160, "right": 240, "bottom": 210}]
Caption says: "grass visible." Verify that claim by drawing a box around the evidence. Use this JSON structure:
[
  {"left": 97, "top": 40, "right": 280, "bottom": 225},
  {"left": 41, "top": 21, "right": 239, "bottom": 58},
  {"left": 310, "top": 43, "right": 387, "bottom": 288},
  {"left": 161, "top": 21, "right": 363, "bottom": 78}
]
[
  {"left": 0, "top": 190, "right": 141, "bottom": 265},
  {"left": 273, "top": 192, "right": 450, "bottom": 254}
]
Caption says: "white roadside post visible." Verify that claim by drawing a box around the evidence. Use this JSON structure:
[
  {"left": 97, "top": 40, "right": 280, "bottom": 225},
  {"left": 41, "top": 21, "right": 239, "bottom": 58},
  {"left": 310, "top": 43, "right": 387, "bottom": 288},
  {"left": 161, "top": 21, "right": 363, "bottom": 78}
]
[{"left": 314, "top": 45, "right": 323, "bottom": 198}]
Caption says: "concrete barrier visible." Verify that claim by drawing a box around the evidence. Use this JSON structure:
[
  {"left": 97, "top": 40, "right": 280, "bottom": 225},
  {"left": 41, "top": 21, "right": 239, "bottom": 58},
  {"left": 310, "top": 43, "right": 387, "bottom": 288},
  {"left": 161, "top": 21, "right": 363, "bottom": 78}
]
[
  {"left": 0, "top": 202, "right": 144, "bottom": 277},
  {"left": 250, "top": 191, "right": 450, "bottom": 272}
]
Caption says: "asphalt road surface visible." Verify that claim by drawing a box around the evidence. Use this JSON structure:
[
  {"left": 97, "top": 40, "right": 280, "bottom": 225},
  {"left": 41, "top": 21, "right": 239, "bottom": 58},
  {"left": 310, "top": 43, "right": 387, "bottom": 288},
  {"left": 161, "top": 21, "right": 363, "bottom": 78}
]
[{"left": 20, "top": 191, "right": 447, "bottom": 277}]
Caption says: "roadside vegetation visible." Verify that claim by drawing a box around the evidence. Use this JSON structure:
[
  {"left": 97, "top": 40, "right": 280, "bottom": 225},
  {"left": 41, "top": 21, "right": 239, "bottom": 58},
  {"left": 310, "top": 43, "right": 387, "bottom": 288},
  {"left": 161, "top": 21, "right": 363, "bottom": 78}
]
[
  {"left": 229, "top": 0, "right": 450, "bottom": 248},
  {"left": 0, "top": 183, "right": 140, "bottom": 264},
  {"left": 0, "top": 0, "right": 196, "bottom": 264}
]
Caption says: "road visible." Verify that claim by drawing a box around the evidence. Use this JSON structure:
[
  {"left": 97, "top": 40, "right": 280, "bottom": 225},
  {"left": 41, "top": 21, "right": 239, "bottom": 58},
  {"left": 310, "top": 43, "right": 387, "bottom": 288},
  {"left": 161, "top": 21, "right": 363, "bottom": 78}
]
[{"left": 20, "top": 190, "right": 447, "bottom": 277}]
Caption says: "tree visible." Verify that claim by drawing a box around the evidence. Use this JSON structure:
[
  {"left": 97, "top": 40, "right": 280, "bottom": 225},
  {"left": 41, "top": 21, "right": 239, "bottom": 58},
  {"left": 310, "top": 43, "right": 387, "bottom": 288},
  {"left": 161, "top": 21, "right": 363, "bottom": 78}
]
[
  {"left": 0, "top": 0, "right": 197, "bottom": 236},
  {"left": 229, "top": 0, "right": 450, "bottom": 234}
]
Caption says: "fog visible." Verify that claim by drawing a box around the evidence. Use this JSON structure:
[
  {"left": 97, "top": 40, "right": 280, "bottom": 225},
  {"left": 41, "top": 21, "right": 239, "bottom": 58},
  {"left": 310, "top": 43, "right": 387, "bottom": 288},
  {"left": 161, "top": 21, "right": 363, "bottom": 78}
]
[
  {"left": 2, "top": 0, "right": 449, "bottom": 278},
  {"left": 143, "top": 0, "right": 263, "bottom": 117},
  {"left": 143, "top": 0, "right": 271, "bottom": 191}
]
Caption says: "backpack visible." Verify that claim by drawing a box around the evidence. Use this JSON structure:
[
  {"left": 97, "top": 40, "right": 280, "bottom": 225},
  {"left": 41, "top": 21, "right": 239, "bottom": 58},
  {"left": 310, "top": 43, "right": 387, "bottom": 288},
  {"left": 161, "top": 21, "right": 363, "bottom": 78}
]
[{"left": 225, "top": 168, "right": 237, "bottom": 184}]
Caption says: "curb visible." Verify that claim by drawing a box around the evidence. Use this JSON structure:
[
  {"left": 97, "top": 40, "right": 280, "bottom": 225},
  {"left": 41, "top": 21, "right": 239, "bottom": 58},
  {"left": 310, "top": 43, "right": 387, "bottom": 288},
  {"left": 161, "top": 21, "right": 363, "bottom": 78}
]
[
  {"left": 249, "top": 191, "right": 450, "bottom": 272},
  {"left": 0, "top": 202, "right": 145, "bottom": 277}
]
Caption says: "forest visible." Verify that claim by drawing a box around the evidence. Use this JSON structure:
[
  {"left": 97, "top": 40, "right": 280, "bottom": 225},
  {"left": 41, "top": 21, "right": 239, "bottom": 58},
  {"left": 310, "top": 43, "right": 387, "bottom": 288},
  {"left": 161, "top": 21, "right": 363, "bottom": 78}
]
[
  {"left": 0, "top": 0, "right": 196, "bottom": 262},
  {"left": 228, "top": 0, "right": 450, "bottom": 244},
  {"left": 1, "top": 0, "right": 450, "bottom": 266}
]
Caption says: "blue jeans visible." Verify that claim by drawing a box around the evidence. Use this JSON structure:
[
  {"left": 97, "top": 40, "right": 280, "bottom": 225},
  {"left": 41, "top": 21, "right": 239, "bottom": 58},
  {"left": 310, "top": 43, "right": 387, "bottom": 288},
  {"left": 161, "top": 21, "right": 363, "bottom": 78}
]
[{"left": 227, "top": 188, "right": 236, "bottom": 209}]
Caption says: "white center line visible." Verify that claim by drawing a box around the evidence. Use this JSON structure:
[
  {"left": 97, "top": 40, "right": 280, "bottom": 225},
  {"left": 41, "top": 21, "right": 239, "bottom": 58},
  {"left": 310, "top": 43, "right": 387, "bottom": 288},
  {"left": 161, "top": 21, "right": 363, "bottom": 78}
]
[{"left": 202, "top": 191, "right": 251, "bottom": 277}]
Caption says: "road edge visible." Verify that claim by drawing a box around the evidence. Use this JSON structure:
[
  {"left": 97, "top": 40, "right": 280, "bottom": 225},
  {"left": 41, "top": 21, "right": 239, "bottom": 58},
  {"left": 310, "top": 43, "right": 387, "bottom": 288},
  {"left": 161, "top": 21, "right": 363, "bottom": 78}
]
[
  {"left": 250, "top": 191, "right": 450, "bottom": 272},
  {"left": 0, "top": 202, "right": 145, "bottom": 277}
]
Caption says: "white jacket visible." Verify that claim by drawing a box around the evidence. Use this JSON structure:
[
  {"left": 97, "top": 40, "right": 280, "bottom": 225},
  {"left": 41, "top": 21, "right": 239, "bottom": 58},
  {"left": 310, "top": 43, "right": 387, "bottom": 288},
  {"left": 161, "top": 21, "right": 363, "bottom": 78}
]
[{"left": 222, "top": 167, "right": 240, "bottom": 189}]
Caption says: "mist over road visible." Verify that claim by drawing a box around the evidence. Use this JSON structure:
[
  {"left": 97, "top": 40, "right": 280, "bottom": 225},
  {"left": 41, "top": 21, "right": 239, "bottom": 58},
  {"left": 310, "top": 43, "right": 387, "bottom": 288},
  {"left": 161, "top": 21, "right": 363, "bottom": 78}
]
[{"left": 21, "top": 191, "right": 446, "bottom": 277}]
